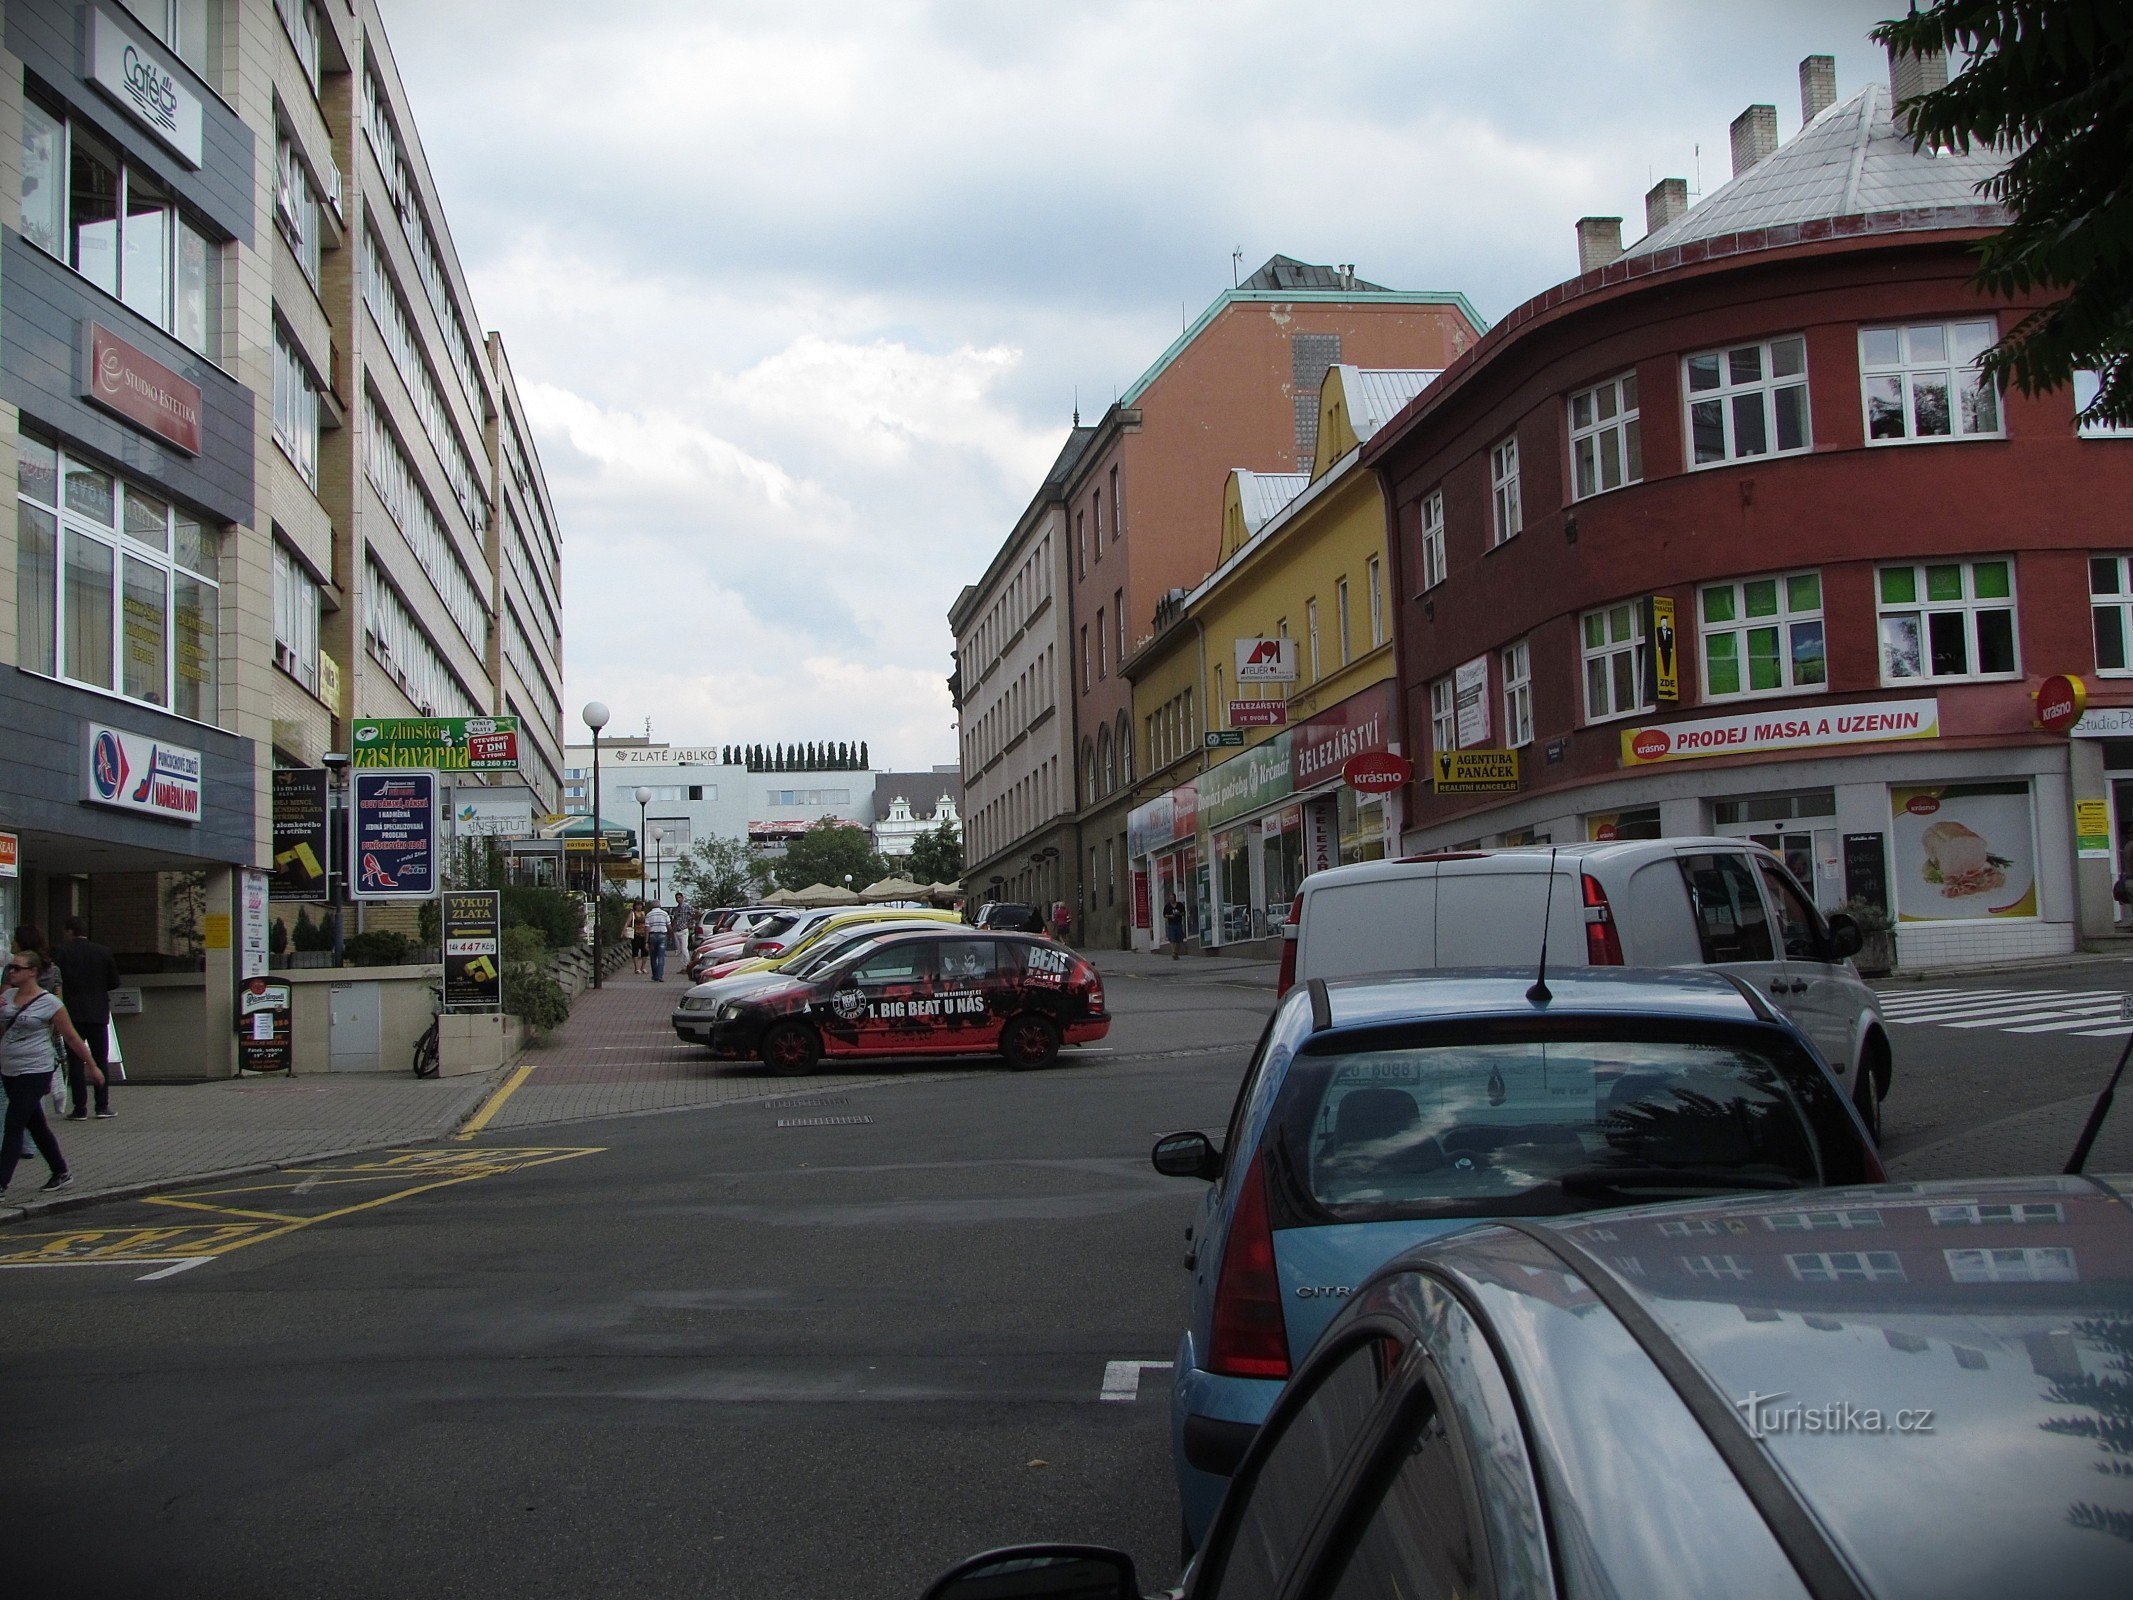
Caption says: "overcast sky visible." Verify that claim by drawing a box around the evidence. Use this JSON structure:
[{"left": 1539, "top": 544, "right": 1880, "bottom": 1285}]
[{"left": 381, "top": 0, "right": 1907, "bottom": 770}]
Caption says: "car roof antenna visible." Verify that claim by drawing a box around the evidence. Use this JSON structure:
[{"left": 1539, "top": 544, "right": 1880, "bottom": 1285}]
[
  {"left": 2066, "top": 1020, "right": 2133, "bottom": 1174},
  {"left": 1526, "top": 848, "right": 1559, "bottom": 1006}
]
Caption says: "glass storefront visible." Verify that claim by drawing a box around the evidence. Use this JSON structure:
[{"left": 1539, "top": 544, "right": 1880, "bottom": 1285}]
[
  {"left": 1338, "top": 786, "right": 1387, "bottom": 864},
  {"left": 1712, "top": 788, "right": 1841, "bottom": 908},
  {"left": 1215, "top": 825, "right": 1253, "bottom": 943},
  {"left": 1260, "top": 805, "right": 1303, "bottom": 930}
]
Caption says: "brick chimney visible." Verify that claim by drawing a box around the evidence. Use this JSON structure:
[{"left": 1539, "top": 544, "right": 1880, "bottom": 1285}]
[
  {"left": 1799, "top": 55, "right": 1837, "bottom": 123},
  {"left": 1576, "top": 217, "right": 1623, "bottom": 273},
  {"left": 1730, "top": 104, "right": 1779, "bottom": 177},
  {"left": 1645, "top": 178, "right": 1688, "bottom": 236},
  {"left": 1887, "top": 40, "right": 1949, "bottom": 138}
]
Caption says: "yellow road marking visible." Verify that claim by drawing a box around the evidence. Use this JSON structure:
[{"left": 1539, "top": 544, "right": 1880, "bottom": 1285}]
[
  {"left": 142, "top": 1196, "right": 310, "bottom": 1224},
  {"left": 455, "top": 1063, "right": 536, "bottom": 1139}
]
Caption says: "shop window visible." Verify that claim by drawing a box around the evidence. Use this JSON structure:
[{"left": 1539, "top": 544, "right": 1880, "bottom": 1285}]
[
  {"left": 1501, "top": 639, "right": 1532, "bottom": 747},
  {"left": 20, "top": 437, "right": 219, "bottom": 718},
  {"left": 2090, "top": 556, "right": 2133, "bottom": 675},
  {"left": 1569, "top": 371, "right": 1642, "bottom": 499},
  {"left": 1685, "top": 336, "right": 1809, "bottom": 467},
  {"left": 1581, "top": 601, "right": 1649, "bottom": 721},
  {"left": 1861, "top": 321, "right": 2000, "bottom": 444},
  {"left": 1489, "top": 436, "right": 1521, "bottom": 546},
  {"left": 1700, "top": 572, "right": 1825, "bottom": 698},
  {"left": 1419, "top": 490, "right": 1446, "bottom": 591},
  {"left": 1878, "top": 560, "right": 2018, "bottom": 683}
]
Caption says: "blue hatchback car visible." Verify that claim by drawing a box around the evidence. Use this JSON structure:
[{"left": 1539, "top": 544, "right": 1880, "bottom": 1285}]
[{"left": 1154, "top": 966, "right": 1885, "bottom": 1548}]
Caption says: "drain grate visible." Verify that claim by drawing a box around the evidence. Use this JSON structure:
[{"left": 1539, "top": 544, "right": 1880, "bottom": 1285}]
[
  {"left": 776, "top": 1115, "right": 875, "bottom": 1128},
  {"left": 771, "top": 1095, "right": 851, "bottom": 1109}
]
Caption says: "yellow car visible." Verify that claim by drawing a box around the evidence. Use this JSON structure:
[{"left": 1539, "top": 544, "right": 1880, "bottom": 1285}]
[{"left": 703, "top": 906, "right": 963, "bottom": 982}]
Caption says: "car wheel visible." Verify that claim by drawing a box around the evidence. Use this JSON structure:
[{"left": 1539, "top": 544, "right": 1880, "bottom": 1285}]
[
  {"left": 1000, "top": 1014, "right": 1060, "bottom": 1070},
  {"left": 760, "top": 1022, "right": 821, "bottom": 1076},
  {"left": 1853, "top": 1052, "right": 1883, "bottom": 1142}
]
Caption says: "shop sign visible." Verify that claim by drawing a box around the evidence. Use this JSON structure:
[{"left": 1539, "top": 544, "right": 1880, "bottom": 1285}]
[
  {"left": 1619, "top": 697, "right": 1939, "bottom": 766},
  {"left": 453, "top": 790, "right": 535, "bottom": 838},
  {"left": 1433, "top": 749, "right": 1521, "bottom": 793},
  {"left": 271, "top": 768, "right": 330, "bottom": 901},
  {"left": 1651, "top": 596, "right": 1680, "bottom": 703},
  {"left": 1204, "top": 730, "right": 1245, "bottom": 748},
  {"left": 2075, "top": 798, "right": 2112, "bottom": 860},
  {"left": 352, "top": 717, "right": 520, "bottom": 771},
  {"left": 84, "top": 323, "right": 202, "bottom": 454},
  {"left": 1200, "top": 733, "right": 1294, "bottom": 831},
  {"left": 1454, "top": 656, "right": 1491, "bottom": 748},
  {"left": 2071, "top": 706, "right": 2133, "bottom": 738},
  {"left": 318, "top": 650, "right": 342, "bottom": 715},
  {"left": 1128, "top": 783, "right": 1199, "bottom": 858},
  {"left": 611, "top": 746, "right": 723, "bottom": 766},
  {"left": 84, "top": 722, "right": 202, "bottom": 822},
  {"left": 236, "top": 978, "right": 293, "bottom": 1074},
  {"left": 1236, "top": 637, "right": 1299, "bottom": 683},
  {"left": 239, "top": 869, "right": 270, "bottom": 980},
  {"left": 1342, "top": 752, "right": 1414, "bottom": 794},
  {"left": 1304, "top": 801, "right": 1339, "bottom": 875},
  {"left": 88, "top": 8, "right": 204, "bottom": 166},
  {"left": 0, "top": 831, "right": 16, "bottom": 879},
  {"left": 351, "top": 770, "right": 438, "bottom": 900},
  {"left": 1292, "top": 682, "right": 1395, "bottom": 791},
  {"left": 443, "top": 891, "right": 504, "bottom": 1012},
  {"left": 1889, "top": 783, "right": 2039, "bottom": 921},
  {"left": 2034, "top": 674, "right": 2087, "bottom": 733},
  {"left": 1229, "top": 700, "right": 1287, "bottom": 727}
]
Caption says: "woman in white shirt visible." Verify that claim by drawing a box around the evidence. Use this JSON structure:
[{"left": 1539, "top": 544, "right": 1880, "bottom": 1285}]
[{"left": 1, "top": 950, "right": 99, "bottom": 1196}]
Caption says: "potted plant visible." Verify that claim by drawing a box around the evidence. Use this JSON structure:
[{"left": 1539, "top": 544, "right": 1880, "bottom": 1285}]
[{"left": 1839, "top": 896, "right": 1895, "bottom": 977}]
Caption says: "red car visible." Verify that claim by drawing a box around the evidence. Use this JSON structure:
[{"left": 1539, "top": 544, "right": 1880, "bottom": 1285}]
[{"left": 686, "top": 927, "right": 1109, "bottom": 1073}]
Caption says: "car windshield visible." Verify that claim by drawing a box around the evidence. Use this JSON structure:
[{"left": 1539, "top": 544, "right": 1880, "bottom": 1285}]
[
  {"left": 1269, "top": 1029, "right": 1863, "bottom": 1224},
  {"left": 787, "top": 927, "right": 902, "bottom": 976}
]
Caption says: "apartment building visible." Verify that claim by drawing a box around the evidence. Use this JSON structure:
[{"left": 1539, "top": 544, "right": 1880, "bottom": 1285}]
[{"left": 0, "top": 0, "right": 566, "bottom": 1076}]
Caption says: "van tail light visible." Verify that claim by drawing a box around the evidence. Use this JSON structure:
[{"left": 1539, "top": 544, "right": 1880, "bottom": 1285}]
[
  {"left": 1208, "top": 1157, "right": 1290, "bottom": 1381},
  {"left": 1582, "top": 874, "right": 1624, "bottom": 966},
  {"left": 1274, "top": 893, "right": 1303, "bottom": 998}
]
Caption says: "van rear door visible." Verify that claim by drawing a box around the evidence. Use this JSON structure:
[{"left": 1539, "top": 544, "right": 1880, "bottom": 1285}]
[
  {"left": 1296, "top": 873, "right": 1437, "bottom": 983},
  {"left": 1431, "top": 865, "right": 1581, "bottom": 967}
]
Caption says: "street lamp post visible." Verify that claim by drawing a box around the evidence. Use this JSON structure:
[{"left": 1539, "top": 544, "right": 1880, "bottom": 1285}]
[
  {"left": 583, "top": 700, "right": 610, "bottom": 988},
  {"left": 635, "top": 785, "right": 652, "bottom": 903}
]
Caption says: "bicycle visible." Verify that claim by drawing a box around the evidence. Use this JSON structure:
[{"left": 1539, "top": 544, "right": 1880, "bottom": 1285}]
[{"left": 412, "top": 980, "right": 442, "bottom": 1078}]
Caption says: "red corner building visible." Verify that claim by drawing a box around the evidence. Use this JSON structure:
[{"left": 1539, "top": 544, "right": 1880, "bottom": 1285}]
[{"left": 1363, "top": 49, "right": 2133, "bottom": 971}]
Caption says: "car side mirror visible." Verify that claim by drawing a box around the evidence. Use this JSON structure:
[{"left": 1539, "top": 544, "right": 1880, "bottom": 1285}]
[
  {"left": 921, "top": 1546, "right": 1140, "bottom": 1600},
  {"left": 1825, "top": 911, "right": 1863, "bottom": 960},
  {"left": 1152, "top": 1130, "right": 1221, "bottom": 1181}
]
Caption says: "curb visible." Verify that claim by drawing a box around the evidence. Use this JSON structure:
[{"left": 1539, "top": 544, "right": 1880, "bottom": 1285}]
[{"left": 1874, "top": 949, "right": 2133, "bottom": 984}]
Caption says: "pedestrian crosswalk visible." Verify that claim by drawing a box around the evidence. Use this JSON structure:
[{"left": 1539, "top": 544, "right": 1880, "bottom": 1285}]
[{"left": 1874, "top": 987, "right": 2133, "bottom": 1039}]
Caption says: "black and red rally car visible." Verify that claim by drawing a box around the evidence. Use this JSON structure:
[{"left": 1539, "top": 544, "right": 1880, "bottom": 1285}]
[{"left": 687, "top": 927, "right": 1108, "bottom": 1073}]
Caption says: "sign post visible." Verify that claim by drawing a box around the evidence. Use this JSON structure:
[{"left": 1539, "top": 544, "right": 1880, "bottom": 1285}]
[
  {"left": 350, "top": 770, "right": 440, "bottom": 900},
  {"left": 443, "top": 891, "right": 504, "bottom": 1012}
]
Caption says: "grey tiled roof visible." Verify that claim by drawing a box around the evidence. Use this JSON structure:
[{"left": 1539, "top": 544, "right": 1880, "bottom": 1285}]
[{"left": 1629, "top": 84, "right": 2007, "bottom": 257}]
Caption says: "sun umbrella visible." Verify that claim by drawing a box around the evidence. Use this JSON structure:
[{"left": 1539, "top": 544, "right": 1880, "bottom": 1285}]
[
  {"left": 860, "top": 875, "right": 929, "bottom": 903},
  {"left": 786, "top": 882, "right": 861, "bottom": 907}
]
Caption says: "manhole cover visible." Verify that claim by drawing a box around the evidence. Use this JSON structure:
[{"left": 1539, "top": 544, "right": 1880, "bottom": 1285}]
[{"left": 776, "top": 1115, "right": 875, "bottom": 1128}]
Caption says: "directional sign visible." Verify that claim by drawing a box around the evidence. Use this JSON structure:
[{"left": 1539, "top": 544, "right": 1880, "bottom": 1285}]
[
  {"left": 1204, "top": 730, "right": 1245, "bottom": 748},
  {"left": 1432, "top": 748, "right": 1521, "bottom": 793}
]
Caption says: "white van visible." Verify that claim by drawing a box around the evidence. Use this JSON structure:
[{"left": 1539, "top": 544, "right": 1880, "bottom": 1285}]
[{"left": 1277, "top": 838, "right": 1891, "bottom": 1134}]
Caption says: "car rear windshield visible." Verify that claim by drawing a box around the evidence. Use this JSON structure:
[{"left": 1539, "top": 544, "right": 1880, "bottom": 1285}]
[{"left": 1265, "top": 1022, "right": 1869, "bottom": 1226}]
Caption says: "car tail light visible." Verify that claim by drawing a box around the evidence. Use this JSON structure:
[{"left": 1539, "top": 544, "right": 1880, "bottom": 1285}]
[
  {"left": 1582, "top": 874, "right": 1624, "bottom": 965},
  {"left": 1208, "top": 1157, "right": 1290, "bottom": 1381},
  {"left": 1274, "top": 893, "right": 1302, "bottom": 997},
  {"left": 757, "top": 942, "right": 784, "bottom": 957}
]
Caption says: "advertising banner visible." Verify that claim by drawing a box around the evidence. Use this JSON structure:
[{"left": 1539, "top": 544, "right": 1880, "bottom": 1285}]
[
  {"left": 352, "top": 717, "right": 520, "bottom": 771},
  {"left": 1200, "top": 733, "right": 1294, "bottom": 831},
  {"left": 2076, "top": 798, "right": 2112, "bottom": 859},
  {"left": 443, "top": 891, "right": 504, "bottom": 1012},
  {"left": 239, "top": 870, "right": 270, "bottom": 980},
  {"left": 0, "top": 831, "right": 16, "bottom": 878},
  {"left": 1454, "top": 656, "right": 1490, "bottom": 748},
  {"left": 351, "top": 770, "right": 439, "bottom": 900},
  {"left": 1620, "top": 698, "right": 1939, "bottom": 766},
  {"left": 453, "top": 789, "right": 535, "bottom": 838},
  {"left": 1432, "top": 749, "right": 1521, "bottom": 793},
  {"left": 88, "top": 8, "right": 204, "bottom": 164},
  {"left": 271, "top": 768, "right": 330, "bottom": 900},
  {"left": 1128, "top": 784, "right": 1199, "bottom": 859},
  {"left": 85, "top": 322, "right": 202, "bottom": 453},
  {"left": 236, "top": 978, "right": 293, "bottom": 1074},
  {"left": 611, "top": 746, "right": 724, "bottom": 766},
  {"left": 1235, "top": 637, "right": 1299, "bottom": 683},
  {"left": 84, "top": 723, "right": 202, "bottom": 822},
  {"left": 1889, "top": 782, "right": 2039, "bottom": 922},
  {"left": 1651, "top": 596, "right": 1680, "bottom": 703}
]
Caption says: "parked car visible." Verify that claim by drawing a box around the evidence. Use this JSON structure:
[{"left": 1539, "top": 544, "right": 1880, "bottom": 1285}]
[
  {"left": 696, "top": 906, "right": 963, "bottom": 985},
  {"left": 1155, "top": 965, "right": 1884, "bottom": 1550},
  {"left": 685, "top": 927, "right": 1108, "bottom": 1073},
  {"left": 973, "top": 901, "right": 1047, "bottom": 933},
  {"left": 1278, "top": 837, "right": 1893, "bottom": 1135},
  {"left": 926, "top": 1172, "right": 2133, "bottom": 1600},
  {"left": 670, "top": 917, "right": 965, "bottom": 1041}
]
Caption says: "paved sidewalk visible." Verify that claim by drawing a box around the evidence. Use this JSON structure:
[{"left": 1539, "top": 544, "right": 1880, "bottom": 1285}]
[
  {"left": 1083, "top": 946, "right": 1279, "bottom": 988},
  {"left": 1886, "top": 1081, "right": 2133, "bottom": 1181}
]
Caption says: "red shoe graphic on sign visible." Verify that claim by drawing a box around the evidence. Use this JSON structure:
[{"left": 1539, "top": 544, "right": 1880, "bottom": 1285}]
[{"left": 362, "top": 851, "right": 398, "bottom": 888}]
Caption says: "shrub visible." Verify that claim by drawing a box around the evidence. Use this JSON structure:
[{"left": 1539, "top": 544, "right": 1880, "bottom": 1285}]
[
  {"left": 503, "top": 960, "right": 571, "bottom": 1036},
  {"left": 501, "top": 886, "right": 585, "bottom": 950},
  {"left": 292, "top": 907, "right": 335, "bottom": 951},
  {"left": 342, "top": 930, "right": 412, "bottom": 967},
  {"left": 501, "top": 925, "right": 548, "bottom": 965},
  {"left": 270, "top": 918, "right": 288, "bottom": 956}
]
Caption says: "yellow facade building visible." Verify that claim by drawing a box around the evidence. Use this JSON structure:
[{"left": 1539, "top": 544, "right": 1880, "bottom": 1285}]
[{"left": 1123, "top": 366, "right": 1433, "bottom": 952}]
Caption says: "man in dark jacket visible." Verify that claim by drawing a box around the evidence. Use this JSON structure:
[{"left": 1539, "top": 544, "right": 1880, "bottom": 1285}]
[{"left": 52, "top": 917, "right": 119, "bottom": 1119}]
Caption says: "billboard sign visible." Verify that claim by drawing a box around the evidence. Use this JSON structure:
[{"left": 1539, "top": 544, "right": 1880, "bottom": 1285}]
[
  {"left": 443, "top": 891, "right": 504, "bottom": 1012},
  {"left": 271, "top": 768, "right": 330, "bottom": 901},
  {"left": 84, "top": 723, "right": 201, "bottom": 822},
  {"left": 352, "top": 717, "right": 520, "bottom": 771},
  {"left": 351, "top": 770, "right": 438, "bottom": 900}
]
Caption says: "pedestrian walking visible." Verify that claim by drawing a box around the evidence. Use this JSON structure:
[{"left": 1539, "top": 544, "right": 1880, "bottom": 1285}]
[
  {"left": 52, "top": 917, "right": 120, "bottom": 1120},
  {"left": 1, "top": 946, "right": 99, "bottom": 1197},
  {"left": 1050, "top": 899, "right": 1072, "bottom": 945},
  {"left": 630, "top": 903, "right": 649, "bottom": 974},
  {"left": 1163, "top": 895, "right": 1187, "bottom": 961},
  {"left": 645, "top": 902, "right": 672, "bottom": 982},
  {"left": 10, "top": 926, "right": 58, "bottom": 998}
]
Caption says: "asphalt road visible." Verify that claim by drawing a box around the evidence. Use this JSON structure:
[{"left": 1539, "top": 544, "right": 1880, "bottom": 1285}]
[{"left": 5, "top": 954, "right": 2131, "bottom": 1599}]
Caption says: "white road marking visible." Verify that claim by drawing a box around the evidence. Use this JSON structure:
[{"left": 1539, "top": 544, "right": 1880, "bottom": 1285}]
[
  {"left": 1875, "top": 988, "right": 2133, "bottom": 1038},
  {"left": 1101, "top": 1359, "right": 1173, "bottom": 1402},
  {"left": 136, "top": 1256, "right": 216, "bottom": 1281},
  {"left": 1945, "top": 1002, "right": 2123, "bottom": 1029},
  {"left": 1879, "top": 989, "right": 2085, "bottom": 1015}
]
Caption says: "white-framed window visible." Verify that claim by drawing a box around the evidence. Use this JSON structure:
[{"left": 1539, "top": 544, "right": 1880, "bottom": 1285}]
[
  {"left": 1685, "top": 335, "right": 1809, "bottom": 467},
  {"left": 1788, "top": 1251, "right": 1905, "bottom": 1284},
  {"left": 1764, "top": 1209, "right": 1883, "bottom": 1232},
  {"left": 362, "top": 389, "right": 490, "bottom": 652},
  {"left": 1878, "top": 559, "right": 2018, "bottom": 683},
  {"left": 1929, "top": 1202, "right": 2063, "bottom": 1227},
  {"left": 361, "top": 231, "right": 491, "bottom": 533},
  {"left": 361, "top": 556, "right": 479, "bottom": 718},
  {"left": 1861, "top": 321, "right": 2001, "bottom": 443},
  {"left": 1680, "top": 1254, "right": 1751, "bottom": 1281},
  {"left": 1367, "top": 557, "right": 1384, "bottom": 648},
  {"left": 1336, "top": 580, "right": 1352, "bottom": 666},
  {"left": 1419, "top": 490, "right": 1446, "bottom": 591},
  {"left": 2074, "top": 370, "right": 2133, "bottom": 439},
  {"left": 1944, "top": 1247, "right": 2077, "bottom": 1284},
  {"left": 1500, "top": 639, "right": 1532, "bottom": 747},
  {"left": 14, "top": 434, "right": 220, "bottom": 720},
  {"left": 19, "top": 97, "right": 222, "bottom": 357},
  {"left": 1429, "top": 675, "right": 1456, "bottom": 754},
  {"left": 1306, "top": 597, "right": 1321, "bottom": 681},
  {"left": 1581, "top": 601, "right": 1649, "bottom": 721},
  {"left": 272, "top": 540, "right": 321, "bottom": 694},
  {"left": 1116, "top": 587, "right": 1125, "bottom": 663},
  {"left": 1569, "top": 372, "right": 1641, "bottom": 499},
  {"left": 1489, "top": 436, "right": 1521, "bottom": 546},
  {"left": 272, "top": 324, "right": 321, "bottom": 490},
  {"left": 1699, "top": 572, "right": 1826, "bottom": 699},
  {"left": 274, "top": 123, "right": 323, "bottom": 286},
  {"left": 2090, "top": 556, "right": 2133, "bottom": 675}
]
